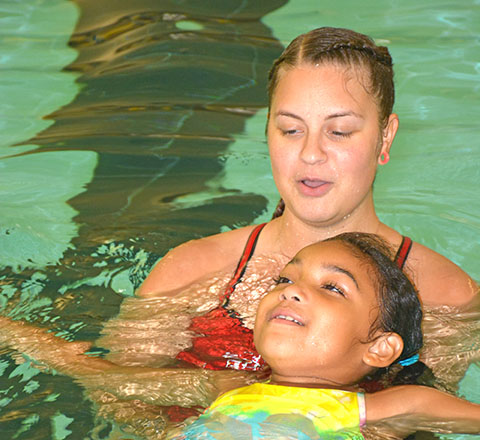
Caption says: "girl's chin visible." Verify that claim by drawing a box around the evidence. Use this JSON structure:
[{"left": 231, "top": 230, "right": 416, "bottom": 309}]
[{"left": 259, "top": 345, "right": 304, "bottom": 366}]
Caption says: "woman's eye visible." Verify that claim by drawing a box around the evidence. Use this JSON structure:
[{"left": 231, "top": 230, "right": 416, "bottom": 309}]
[
  {"left": 323, "top": 283, "right": 346, "bottom": 297},
  {"left": 274, "top": 276, "right": 293, "bottom": 285},
  {"left": 331, "top": 130, "right": 352, "bottom": 138},
  {"left": 281, "top": 128, "right": 302, "bottom": 136}
]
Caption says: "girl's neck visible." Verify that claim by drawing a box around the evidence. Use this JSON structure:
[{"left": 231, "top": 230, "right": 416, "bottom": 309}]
[{"left": 269, "top": 375, "right": 356, "bottom": 392}]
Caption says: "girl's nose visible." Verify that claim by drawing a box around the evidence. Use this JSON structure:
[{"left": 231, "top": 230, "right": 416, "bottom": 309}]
[
  {"left": 279, "top": 285, "right": 304, "bottom": 302},
  {"left": 299, "top": 133, "right": 328, "bottom": 165}
]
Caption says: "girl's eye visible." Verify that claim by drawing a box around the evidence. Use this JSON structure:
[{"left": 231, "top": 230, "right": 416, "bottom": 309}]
[
  {"left": 323, "top": 282, "right": 346, "bottom": 297},
  {"left": 274, "top": 276, "right": 293, "bottom": 285}
]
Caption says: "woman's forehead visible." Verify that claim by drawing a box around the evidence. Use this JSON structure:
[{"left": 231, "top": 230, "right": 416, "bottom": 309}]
[
  {"left": 272, "top": 62, "right": 377, "bottom": 111},
  {"left": 276, "top": 61, "right": 371, "bottom": 87},
  {"left": 273, "top": 64, "right": 377, "bottom": 112}
]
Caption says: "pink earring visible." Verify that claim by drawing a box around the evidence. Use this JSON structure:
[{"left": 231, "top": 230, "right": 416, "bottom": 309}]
[{"left": 379, "top": 151, "right": 390, "bottom": 165}]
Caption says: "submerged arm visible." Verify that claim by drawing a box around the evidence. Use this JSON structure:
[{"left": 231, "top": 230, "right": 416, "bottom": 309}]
[
  {"left": 0, "top": 316, "right": 259, "bottom": 407},
  {"left": 365, "top": 385, "right": 480, "bottom": 435}
]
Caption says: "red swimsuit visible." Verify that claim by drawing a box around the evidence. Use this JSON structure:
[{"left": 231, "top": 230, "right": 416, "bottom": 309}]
[
  {"left": 176, "top": 223, "right": 267, "bottom": 371},
  {"left": 176, "top": 225, "right": 413, "bottom": 372}
]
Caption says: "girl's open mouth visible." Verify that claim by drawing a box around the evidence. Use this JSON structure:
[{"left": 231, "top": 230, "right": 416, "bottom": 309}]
[{"left": 270, "top": 310, "right": 305, "bottom": 326}]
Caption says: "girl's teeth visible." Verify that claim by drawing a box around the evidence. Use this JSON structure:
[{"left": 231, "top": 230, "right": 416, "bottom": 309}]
[{"left": 277, "top": 315, "right": 303, "bottom": 325}]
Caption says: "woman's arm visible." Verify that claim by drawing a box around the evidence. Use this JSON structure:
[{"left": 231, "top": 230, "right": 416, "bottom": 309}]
[
  {"left": 407, "top": 241, "right": 478, "bottom": 307},
  {"left": 365, "top": 385, "right": 480, "bottom": 434},
  {"left": 137, "top": 226, "right": 255, "bottom": 298}
]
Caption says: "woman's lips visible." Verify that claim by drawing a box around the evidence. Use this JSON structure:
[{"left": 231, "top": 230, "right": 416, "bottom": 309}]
[{"left": 298, "top": 179, "right": 332, "bottom": 197}]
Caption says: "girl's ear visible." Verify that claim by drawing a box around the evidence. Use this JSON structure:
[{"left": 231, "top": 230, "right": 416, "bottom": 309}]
[{"left": 363, "top": 333, "right": 403, "bottom": 368}]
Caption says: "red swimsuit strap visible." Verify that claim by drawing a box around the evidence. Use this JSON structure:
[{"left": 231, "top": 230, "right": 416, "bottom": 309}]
[
  {"left": 395, "top": 236, "right": 413, "bottom": 270},
  {"left": 221, "top": 223, "right": 267, "bottom": 302}
]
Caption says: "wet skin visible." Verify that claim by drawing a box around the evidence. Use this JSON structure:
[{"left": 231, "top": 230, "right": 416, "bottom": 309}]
[
  {"left": 254, "top": 240, "right": 382, "bottom": 387},
  {"left": 267, "top": 62, "right": 396, "bottom": 228}
]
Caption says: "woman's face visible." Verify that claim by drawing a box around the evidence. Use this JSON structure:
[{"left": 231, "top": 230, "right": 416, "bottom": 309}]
[{"left": 267, "top": 62, "right": 396, "bottom": 227}]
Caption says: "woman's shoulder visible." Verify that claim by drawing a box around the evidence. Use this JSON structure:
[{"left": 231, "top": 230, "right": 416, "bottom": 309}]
[
  {"left": 406, "top": 240, "right": 477, "bottom": 307},
  {"left": 137, "top": 224, "right": 262, "bottom": 298}
]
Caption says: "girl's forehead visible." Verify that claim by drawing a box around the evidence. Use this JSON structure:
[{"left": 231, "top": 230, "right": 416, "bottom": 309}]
[
  {"left": 302, "top": 239, "right": 355, "bottom": 258},
  {"left": 297, "top": 241, "right": 377, "bottom": 282}
]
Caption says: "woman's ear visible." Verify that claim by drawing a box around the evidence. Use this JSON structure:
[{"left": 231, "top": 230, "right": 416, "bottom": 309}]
[
  {"left": 378, "top": 113, "right": 399, "bottom": 162},
  {"left": 363, "top": 333, "right": 403, "bottom": 368}
]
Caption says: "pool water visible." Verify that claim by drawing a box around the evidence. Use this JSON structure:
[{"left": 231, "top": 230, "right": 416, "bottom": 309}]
[{"left": 0, "top": 0, "right": 479, "bottom": 438}]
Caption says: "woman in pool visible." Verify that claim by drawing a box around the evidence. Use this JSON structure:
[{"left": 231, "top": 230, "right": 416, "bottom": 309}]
[
  {"left": 170, "top": 233, "right": 480, "bottom": 439},
  {"left": 1, "top": 233, "right": 479, "bottom": 439},
  {"left": 137, "top": 27, "right": 477, "bottom": 372}
]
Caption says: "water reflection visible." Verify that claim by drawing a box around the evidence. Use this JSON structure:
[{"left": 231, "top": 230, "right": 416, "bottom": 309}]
[{"left": 1, "top": 0, "right": 479, "bottom": 438}]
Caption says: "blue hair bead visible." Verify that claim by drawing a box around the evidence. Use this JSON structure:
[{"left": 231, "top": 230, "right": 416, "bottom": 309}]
[{"left": 398, "top": 353, "right": 419, "bottom": 367}]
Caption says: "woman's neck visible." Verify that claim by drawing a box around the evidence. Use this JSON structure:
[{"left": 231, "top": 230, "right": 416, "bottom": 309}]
[{"left": 267, "top": 199, "right": 385, "bottom": 259}]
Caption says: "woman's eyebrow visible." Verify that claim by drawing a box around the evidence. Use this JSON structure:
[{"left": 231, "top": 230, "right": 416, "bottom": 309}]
[
  {"left": 275, "top": 111, "right": 303, "bottom": 121},
  {"left": 275, "top": 110, "right": 363, "bottom": 121},
  {"left": 325, "top": 111, "right": 363, "bottom": 120}
]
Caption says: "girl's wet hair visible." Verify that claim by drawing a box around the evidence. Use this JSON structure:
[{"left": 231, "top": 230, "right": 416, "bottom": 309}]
[
  {"left": 268, "top": 26, "right": 395, "bottom": 128},
  {"left": 323, "top": 232, "right": 423, "bottom": 365}
]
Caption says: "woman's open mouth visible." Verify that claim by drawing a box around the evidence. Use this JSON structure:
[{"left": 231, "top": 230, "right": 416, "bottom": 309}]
[
  {"left": 302, "top": 179, "right": 327, "bottom": 188},
  {"left": 298, "top": 179, "right": 332, "bottom": 196}
]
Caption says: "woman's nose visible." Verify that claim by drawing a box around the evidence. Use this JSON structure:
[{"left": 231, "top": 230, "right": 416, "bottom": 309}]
[
  {"left": 299, "top": 133, "right": 328, "bottom": 164},
  {"left": 279, "top": 285, "right": 304, "bottom": 302}
]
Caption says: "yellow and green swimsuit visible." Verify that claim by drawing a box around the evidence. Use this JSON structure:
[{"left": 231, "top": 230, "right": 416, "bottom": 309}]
[{"left": 171, "top": 382, "right": 366, "bottom": 439}]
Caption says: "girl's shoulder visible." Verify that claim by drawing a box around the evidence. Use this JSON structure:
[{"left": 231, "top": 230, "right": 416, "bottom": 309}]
[
  {"left": 137, "top": 224, "right": 262, "bottom": 298},
  {"left": 405, "top": 240, "right": 477, "bottom": 307}
]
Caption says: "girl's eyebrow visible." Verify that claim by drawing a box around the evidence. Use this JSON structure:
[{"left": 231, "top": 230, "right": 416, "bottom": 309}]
[
  {"left": 287, "top": 256, "right": 302, "bottom": 265},
  {"left": 325, "top": 264, "right": 359, "bottom": 289},
  {"left": 286, "top": 258, "right": 359, "bottom": 290}
]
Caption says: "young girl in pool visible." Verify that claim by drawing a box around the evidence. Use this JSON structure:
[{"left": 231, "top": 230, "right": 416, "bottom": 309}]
[
  {"left": 0, "top": 233, "right": 478, "bottom": 438},
  {"left": 168, "top": 232, "right": 479, "bottom": 439},
  {"left": 137, "top": 26, "right": 478, "bottom": 374}
]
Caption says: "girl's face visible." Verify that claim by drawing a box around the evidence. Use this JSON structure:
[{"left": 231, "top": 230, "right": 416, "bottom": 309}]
[
  {"left": 267, "top": 62, "right": 397, "bottom": 227},
  {"left": 254, "top": 240, "right": 380, "bottom": 386}
]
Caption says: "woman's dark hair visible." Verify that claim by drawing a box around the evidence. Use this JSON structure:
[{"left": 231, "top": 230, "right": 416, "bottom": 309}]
[
  {"left": 323, "top": 232, "right": 423, "bottom": 364},
  {"left": 268, "top": 26, "right": 395, "bottom": 128}
]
